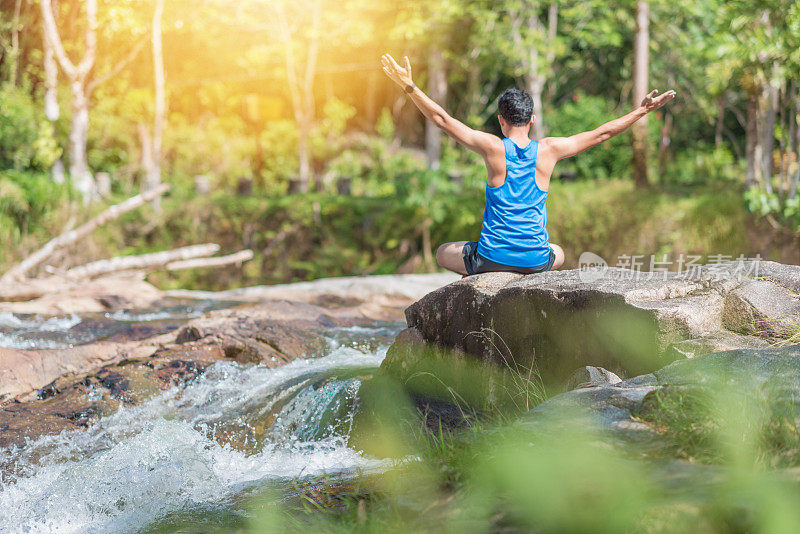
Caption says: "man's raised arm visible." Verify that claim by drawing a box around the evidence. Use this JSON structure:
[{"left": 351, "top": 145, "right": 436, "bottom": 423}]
[
  {"left": 544, "top": 89, "right": 676, "bottom": 160},
  {"left": 381, "top": 54, "right": 497, "bottom": 157}
]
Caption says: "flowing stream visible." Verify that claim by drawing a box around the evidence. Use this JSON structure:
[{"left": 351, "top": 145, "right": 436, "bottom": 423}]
[{"left": 0, "top": 304, "right": 402, "bottom": 533}]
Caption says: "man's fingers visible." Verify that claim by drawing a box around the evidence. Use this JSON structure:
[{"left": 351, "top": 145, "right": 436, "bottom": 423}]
[
  {"left": 648, "top": 89, "right": 658, "bottom": 99},
  {"left": 385, "top": 54, "right": 402, "bottom": 70},
  {"left": 656, "top": 90, "right": 676, "bottom": 103},
  {"left": 403, "top": 55, "right": 411, "bottom": 72}
]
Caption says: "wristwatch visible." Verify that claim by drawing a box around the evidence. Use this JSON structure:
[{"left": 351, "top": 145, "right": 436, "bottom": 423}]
[{"left": 404, "top": 83, "right": 416, "bottom": 94}]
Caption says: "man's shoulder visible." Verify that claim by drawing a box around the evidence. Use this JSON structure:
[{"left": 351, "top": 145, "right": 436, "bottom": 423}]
[
  {"left": 536, "top": 137, "right": 562, "bottom": 159},
  {"left": 480, "top": 133, "right": 505, "bottom": 155}
]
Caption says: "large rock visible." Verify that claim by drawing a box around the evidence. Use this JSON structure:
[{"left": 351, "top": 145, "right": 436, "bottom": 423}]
[{"left": 390, "top": 261, "right": 800, "bottom": 383}]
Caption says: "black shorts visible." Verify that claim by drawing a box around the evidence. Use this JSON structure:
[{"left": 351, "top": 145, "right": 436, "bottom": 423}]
[{"left": 462, "top": 241, "right": 555, "bottom": 276}]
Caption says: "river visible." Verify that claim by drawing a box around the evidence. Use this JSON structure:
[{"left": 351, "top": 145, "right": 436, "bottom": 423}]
[{"left": 0, "top": 303, "right": 402, "bottom": 533}]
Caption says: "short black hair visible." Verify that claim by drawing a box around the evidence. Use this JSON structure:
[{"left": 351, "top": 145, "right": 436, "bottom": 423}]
[{"left": 498, "top": 88, "right": 534, "bottom": 126}]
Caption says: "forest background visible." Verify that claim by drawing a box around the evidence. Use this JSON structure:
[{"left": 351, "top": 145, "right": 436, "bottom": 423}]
[{"left": 1, "top": 0, "right": 798, "bottom": 289}]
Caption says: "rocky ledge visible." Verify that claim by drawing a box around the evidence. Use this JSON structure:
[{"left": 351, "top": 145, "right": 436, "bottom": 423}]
[{"left": 382, "top": 260, "right": 800, "bottom": 386}]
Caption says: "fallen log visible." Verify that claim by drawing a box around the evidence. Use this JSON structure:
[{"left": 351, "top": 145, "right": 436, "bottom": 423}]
[
  {"left": 64, "top": 243, "right": 220, "bottom": 279},
  {"left": 166, "top": 249, "right": 253, "bottom": 271},
  {"left": 1, "top": 184, "right": 170, "bottom": 284}
]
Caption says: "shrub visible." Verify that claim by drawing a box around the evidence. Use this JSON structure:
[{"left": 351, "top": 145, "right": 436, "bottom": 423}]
[
  {"left": 546, "top": 93, "right": 633, "bottom": 180},
  {"left": 0, "top": 84, "right": 60, "bottom": 171}
]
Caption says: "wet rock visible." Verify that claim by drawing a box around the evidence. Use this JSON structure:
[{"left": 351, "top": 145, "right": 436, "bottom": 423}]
[
  {"left": 0, "top": 273, "right": 452, "bottom": 447},
  {"left": 563, "top": 366, "right": 622, "bottom": 391},
  {"left": 153, "top": 359, "right": 205, "bottom": 385},
  {"left": 176, "top": 325, "right": 203, "bottom": 343},
  {"left": 0, "top": 341, "right": 159, "bottom": 399},
  {"left": 95, "top": 370, "right": 130, "bottom": 398},
  {"left": 520, "top": 344, "right": 800, "bottom": 448}
]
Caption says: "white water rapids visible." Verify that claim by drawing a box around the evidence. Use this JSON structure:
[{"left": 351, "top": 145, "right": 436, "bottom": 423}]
[{"left": 0, "top": 318, "right": 400, "bottom": 533}]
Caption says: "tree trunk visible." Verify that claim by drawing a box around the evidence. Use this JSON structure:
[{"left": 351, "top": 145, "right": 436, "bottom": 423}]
[
  {"left": 9, "top": 0, "right": 22, "bottom": 86},
  {"left": 69, "top": 82, "right": 94, "bottom": 202},
  {"left": 40, "top": 0, "right": 98, "bottom": 203},
  {"left": 296, "top": 122, "right": 312, "bottom": 193},
  {"left": 166, "top": 249, "right": 253, "bottom": 272},
  {"left": 778, "top": 81, "right": 788, "bottom": 191},
  {"left": 425, "top": 48, "right": 447, "bottom": 170},
  {"left": 715, "top": 96, "right": 725, "bottom": 147},
  {"left": 524, "top": 15, "right": 545, "bottom": 140},
  {"left": 365, "top": 70, "right": 378, "bottom": 126},
  {"left": 523, "top": 2, "right": 558, "bottom": 140},
  {"left": 527, "top": 72, "right": 546, "bottom": 140},
  {"left": 149, "top": 0, "right": 166, "bottom": 213},
  {"left": 659, "top": 110, "right": 672, "bottom": 181},
  {"left": 761, "top": 76, "right": 778, "bottom": 194},
  {"left": 631, "top": 1, "right": 650, "bottom": 188},
  {"left": 65, "top": 244, "right": 220, "bottom": 279},
  {"left": 274, "top": 1, "right": 321, "bottom": 193},
  {"left": 745, "top": 86, "right": 761, "bottom": 189},
  {"left": 43, "top": 20, "right": 63, "bottom": 183},
  {"left": 138, "top": 122, "right": 154, "bottom": 180},
  {"left": 789, "top": 81, "right": 799, "bottom": 199}
]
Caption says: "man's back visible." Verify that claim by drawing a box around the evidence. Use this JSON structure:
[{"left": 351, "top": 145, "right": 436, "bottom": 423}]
[{"left": 478, "top": 138, "right": 550, "bottom": 268}]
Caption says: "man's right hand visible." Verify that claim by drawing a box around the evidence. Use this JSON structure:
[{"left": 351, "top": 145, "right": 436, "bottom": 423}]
[
  {"left": 381, "top": 54, "right": 414, "bottom": 88},
  {"left": 640, "top": 89, "right": 677, "bottom": 112}
]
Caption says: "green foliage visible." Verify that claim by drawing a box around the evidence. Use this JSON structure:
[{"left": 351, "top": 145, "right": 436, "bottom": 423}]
[
  {"left": 664, "top": 144, "right": 742, "bottom": 185},
  {"left": 547, "top": 93, "right": 633, "bottom": 180},
  {"left": 375, "top": 108, "right": 395, "bottom": 141},
  {"left": 0, "top": 170, "right": 71, "bottom": 253},
  {"left": 256, "top": 119, "right": 299, "bottom": 193},
  {"left": 166, "top": 114, "right": 257, "bottom": 189},
  {"left": 0, "top": 85, "right": 61, "bottom": 171},
  {"left": 744, "top": 188, "right": 800, "bottom": 232}
]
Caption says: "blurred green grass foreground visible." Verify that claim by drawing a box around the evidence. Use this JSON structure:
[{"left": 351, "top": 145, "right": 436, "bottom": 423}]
[{"left": 147, "top": 326, "right": 800, "bottom": 534}]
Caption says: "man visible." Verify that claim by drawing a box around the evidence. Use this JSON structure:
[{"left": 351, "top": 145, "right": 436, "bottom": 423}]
[{"left": 381, "top": 53, "right": 676, "bottom": 276}]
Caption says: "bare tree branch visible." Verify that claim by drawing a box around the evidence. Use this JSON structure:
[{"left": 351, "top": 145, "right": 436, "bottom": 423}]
[
  {"left": 166, "top": 249, "right": 253, "bottom": 271},
  {"left": 87, "top": 34, "right": 149, "bottom": 95},
  {"left": 40, "top": 0, "right": 78, "bottom": 79},
  {"left": 76, "top": 0, "right": 97, "bottom": 77},
  {"left": 1, "top": 184, "right": 170, "bottom": 283},
  {"left": 65, "top": 244, "right": 220, "bottom": 279}
]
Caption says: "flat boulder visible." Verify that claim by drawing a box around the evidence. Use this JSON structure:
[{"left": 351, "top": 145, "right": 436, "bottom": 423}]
[{"left": 389, "top": 261, "right": 800, "bottom": 384}]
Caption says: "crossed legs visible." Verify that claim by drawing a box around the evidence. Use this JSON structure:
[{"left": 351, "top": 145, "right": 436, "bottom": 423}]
[{"left": 435, "top": 241, "right": 565, "bottom": 275}]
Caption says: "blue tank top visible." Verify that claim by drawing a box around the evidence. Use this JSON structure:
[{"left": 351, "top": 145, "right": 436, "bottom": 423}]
[{"left": 476, "top": 138, "right": 550, "bottom": 267}]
